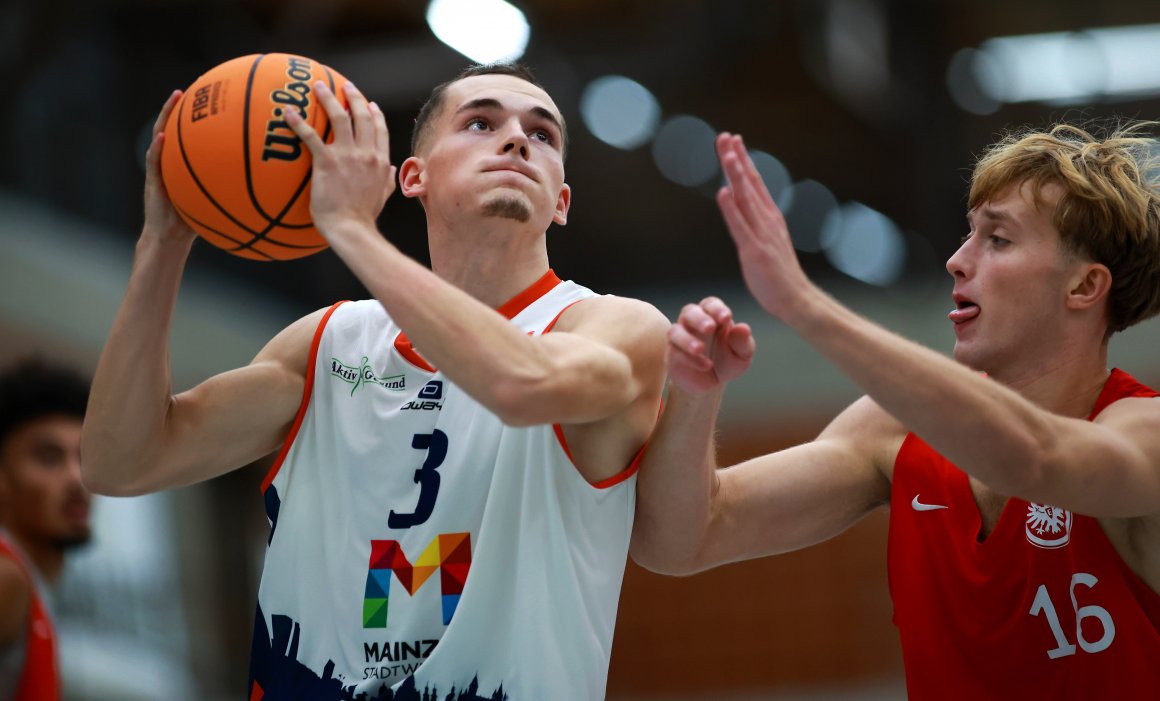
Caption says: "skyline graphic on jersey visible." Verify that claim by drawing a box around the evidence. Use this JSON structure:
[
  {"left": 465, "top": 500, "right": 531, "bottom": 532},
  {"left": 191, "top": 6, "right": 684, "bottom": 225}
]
[
  {"left": 364, "top": 533, "right": 472, "bottom": 628},
  {"left": 264, "top": 484, "right": 281, "bottom": 545},
  {"left": 249, "top": 605, "right": 509, "bottom": 700}
]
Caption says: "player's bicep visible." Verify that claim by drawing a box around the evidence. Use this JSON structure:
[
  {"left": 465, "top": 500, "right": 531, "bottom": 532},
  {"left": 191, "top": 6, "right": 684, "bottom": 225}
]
[{"left": 153, "top": 307, "right": 326, "bottom": 489}]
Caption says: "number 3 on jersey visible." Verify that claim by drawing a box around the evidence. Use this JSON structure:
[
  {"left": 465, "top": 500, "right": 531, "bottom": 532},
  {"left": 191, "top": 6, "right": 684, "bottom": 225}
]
[
  {"left": 388, "top": 429, "right": 448, "bottom": 529},
  {"left": 1029, "top": 572, "right": 1115, "bottom": 659}
]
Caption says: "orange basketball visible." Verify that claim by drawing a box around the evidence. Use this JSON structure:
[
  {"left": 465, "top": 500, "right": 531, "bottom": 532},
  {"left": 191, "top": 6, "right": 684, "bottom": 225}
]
[{"left": 160, "top": 53, "right": 350, "bottom": 261}]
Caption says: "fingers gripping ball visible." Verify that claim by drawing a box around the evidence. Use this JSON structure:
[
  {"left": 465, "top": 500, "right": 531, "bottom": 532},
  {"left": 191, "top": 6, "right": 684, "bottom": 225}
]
[{"left": 160, "top": 54, "right": 349, "bottom": 261}]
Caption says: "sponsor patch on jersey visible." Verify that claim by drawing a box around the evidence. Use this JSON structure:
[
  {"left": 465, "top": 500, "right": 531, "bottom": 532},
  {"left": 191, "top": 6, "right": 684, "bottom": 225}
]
[
  {"left": 330, "top": 356, "right": 406, "bottom": 394},
  {"left": 402, "top": 380, "right": 444, "bottom": 411},
  {"left": 1025, "top": 502, "right": 1072, "bottom": 549}
]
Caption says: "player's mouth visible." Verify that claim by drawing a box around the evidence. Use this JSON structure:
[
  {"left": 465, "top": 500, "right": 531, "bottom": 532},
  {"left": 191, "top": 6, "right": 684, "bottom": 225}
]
[
  {"left": 948, "top": 293, "right": 979, "bottom": 325},
  {"left": 62, "top": 500, "right": 89, "bottom": 524},
  {"left": 482, "top": 160, "right": 538, "bottom": 183}
]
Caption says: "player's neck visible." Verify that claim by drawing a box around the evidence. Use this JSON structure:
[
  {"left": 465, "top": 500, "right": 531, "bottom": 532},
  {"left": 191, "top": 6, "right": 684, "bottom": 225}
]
[
  {"left": 4, "top": 529, "right": 65, "bottom": 584},
  {"left": 991, "top": 340, "right": 1111, "bottom": 418},
  {"left": 427, "top": 221, "right": 552, "bottom": 309}
]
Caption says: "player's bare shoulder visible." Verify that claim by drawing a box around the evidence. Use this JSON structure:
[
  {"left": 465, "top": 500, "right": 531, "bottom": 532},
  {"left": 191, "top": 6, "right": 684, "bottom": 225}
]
[
  {"left": 252, "top": 304, "right": 337, "bottom": 372},
  {"left": 821, "top": 394, "right": 910, "bottom": 483},
  {"left": 1093, "top": 393, "right": 1160, "bottom": 429},
  {"left": 553, "top": 294, "right": 671, "bottom": 360}
]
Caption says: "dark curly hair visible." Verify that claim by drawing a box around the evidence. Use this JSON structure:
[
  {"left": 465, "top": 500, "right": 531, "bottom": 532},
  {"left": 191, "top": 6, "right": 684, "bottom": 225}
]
[{"left": 0, "top": 356, "right": 90, "bottom": 449}]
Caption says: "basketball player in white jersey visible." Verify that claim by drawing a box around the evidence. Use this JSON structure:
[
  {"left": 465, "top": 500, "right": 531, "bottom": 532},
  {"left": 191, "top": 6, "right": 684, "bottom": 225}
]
[{"left": 83, "top": 63, "right": 668, "bottom": 699}]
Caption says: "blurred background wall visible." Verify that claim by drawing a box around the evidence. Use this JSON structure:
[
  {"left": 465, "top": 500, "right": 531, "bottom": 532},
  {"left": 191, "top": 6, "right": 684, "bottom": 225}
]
[{"left": 3, "top": 0, "right": 1160, "bottom": 698}]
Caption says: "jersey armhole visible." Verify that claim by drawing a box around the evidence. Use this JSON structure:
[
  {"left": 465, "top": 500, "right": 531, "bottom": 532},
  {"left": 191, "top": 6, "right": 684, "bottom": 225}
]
[
  {"left": 543, "top": 297, "right": 663, "bottom": 489},
  {"left": 552, "top": 398, "right": 664, "bottom": 490},
  {"left": 260, "top": 301, "right": 348, "bottom": 493}
]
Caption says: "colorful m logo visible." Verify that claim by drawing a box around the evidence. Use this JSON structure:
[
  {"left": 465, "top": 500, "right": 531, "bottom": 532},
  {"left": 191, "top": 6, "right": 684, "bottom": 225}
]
[{"left": 363, "top": 533, "right": 472, "bottom": 629}]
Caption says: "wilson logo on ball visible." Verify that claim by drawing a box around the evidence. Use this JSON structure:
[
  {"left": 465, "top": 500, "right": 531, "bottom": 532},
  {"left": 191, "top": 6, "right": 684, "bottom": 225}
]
[{"left": 262, "top": 56, "right": 316, "bottom": 163}]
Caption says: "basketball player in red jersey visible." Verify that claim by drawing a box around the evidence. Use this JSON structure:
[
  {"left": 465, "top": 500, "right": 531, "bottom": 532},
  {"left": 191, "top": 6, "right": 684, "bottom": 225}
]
[
  {"left": 0, "top": 357, "right": 93, "bottom": 701},
  {"left": 632, "top": 125, "right": 1160, "bottom": 697}
]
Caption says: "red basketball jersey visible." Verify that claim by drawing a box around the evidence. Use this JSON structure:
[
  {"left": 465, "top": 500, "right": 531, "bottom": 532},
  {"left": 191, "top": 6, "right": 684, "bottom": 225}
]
[
  {"left": 888, "top": 369, "right": 1160, "bottom": 699},
  {"left": 0, "top": 534, "right": 60, "bottom": 701}
]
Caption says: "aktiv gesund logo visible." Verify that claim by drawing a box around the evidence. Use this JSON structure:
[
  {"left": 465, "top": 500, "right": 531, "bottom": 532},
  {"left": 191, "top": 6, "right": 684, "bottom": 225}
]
[{"left": 331, "top": 357, "right": 406, "bottom": 395}]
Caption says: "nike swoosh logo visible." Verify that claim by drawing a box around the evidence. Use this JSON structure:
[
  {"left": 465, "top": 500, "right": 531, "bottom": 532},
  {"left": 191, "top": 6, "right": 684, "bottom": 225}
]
[{"left": 911, "top": 494, "right": 949, "bottom": 511}]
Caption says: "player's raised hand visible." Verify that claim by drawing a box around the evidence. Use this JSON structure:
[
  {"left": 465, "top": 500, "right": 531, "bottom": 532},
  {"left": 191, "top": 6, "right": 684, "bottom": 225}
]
[
  {"left": 715, "top": 132, "right": 813, "bottom": 322},
  {"left": 284, "top": 80, "right": 397, "bottom": 237},
  {"left": 667, "top": 297, "right": 756, "bottom": 396},
  {"left": 142, "top": 89, "right": 197, "bottom": 245}
]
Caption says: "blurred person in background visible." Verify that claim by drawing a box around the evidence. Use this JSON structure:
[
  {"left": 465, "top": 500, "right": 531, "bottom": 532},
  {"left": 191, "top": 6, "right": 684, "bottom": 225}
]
[
  {"left": 633, "top": 123, "right": 1160, "bottom": 698},
  {"left": 0, "top": 357, "right": 91, "bottom": 701}
]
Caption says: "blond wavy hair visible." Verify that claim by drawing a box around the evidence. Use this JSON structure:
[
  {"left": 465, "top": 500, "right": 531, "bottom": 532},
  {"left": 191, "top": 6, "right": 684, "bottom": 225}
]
[{"left": 969, "top": 122, "right": 1160, "bottom": 333}]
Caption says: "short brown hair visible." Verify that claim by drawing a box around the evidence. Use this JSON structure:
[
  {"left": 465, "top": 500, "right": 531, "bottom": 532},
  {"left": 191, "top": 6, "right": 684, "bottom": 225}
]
[
  {"left": 969, "top": 121, "right": 1160, "bottom": 333},
  {"left": 410, "top": 62, "right": 569, "bottom": 159}
]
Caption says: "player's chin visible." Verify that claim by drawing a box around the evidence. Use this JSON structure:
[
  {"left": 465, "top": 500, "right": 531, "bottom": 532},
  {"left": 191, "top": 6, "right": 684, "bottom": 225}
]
[
  {"left": 53, "top": 528, "right": 93, "bottom": 551},
  {"left": 480, "top": 193, "right": 533, "bottom": 223},
  {"left": 950, "top": 342, "right": 987, "bottom": 372}
]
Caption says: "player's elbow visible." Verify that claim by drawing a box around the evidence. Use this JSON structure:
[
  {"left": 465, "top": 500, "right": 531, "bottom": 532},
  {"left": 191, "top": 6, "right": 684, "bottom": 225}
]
[
  {"left": 630, "top": 552, "right": 686, "bottom": 576},
  {"left": 80, "top": 435, "right": 158, "bottom": 497},
  {"left": 81, "top": 458, "right": 156, "bottom": 497},
  {"left": 80, "top": 464, "right": 135, "bottom": 497},
  {"left": 490, "top": 363, "right": 639, "bottom": 427},
  {"left": 629, "top": 544, "right": 705, "bottom": 577}
]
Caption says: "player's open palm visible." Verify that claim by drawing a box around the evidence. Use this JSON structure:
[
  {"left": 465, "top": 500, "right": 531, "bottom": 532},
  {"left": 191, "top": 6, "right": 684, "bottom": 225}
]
[
  {"left": 715, "top": 133, "right": 811, "bottom": 322},
  {"left": 285, "top": 80, "right": 397, "bottom": 237},
  {"left": 667, "top": 297, "right": 756, "bottom": 396}
]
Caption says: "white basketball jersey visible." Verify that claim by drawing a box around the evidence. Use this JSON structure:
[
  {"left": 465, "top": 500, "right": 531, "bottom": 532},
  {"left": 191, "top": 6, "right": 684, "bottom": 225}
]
[{"left": 248, "top": 271, "right": 639, "bottom": 701}]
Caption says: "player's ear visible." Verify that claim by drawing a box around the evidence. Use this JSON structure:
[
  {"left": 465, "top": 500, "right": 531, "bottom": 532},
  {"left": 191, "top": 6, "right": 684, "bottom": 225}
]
[
  {"left": 1065, "top": 261, "right": 1111, "bottom": 312},
  {"left": 399, "top": 156, "right": 426, "bottom": 199},
  {"left": 552, "top": 183, "right": 571, "bottom": 226}
]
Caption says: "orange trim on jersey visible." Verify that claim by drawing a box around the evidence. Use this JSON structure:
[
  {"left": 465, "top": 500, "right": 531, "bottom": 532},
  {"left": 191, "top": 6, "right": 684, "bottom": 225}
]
[
  {"left": 260, "top": 301, "right": 348, "bottom": 494},
  {"left": 497, "top": 268, "right": 562, "bottom": 318},
  {"left": 547, "top": 303, "right": 664, "bottom": 490},
  {"left": 552, "top": 421, "right": 650, "bottom": 490},
  {"left": 392, "top": 269, "right": 564, "bottom": 373},
  {"left": 393, "top": 333, "right": 437, "bottom": 373},
  {"left": 0, "top": 535, "right": 60, "bottom": 701},
  {"left": 543, "top": 299, "right": 582, "bottom": 334}
]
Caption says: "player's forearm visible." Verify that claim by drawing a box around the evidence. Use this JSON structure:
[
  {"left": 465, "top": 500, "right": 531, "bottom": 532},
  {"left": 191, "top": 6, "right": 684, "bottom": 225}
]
[
  {"left": 631, "top": 384, "right": 724, "bottom": 575},
  {"left": 82, "top": 234, "right": 193, "bottom": 495},
  {"left": 787, "top": 287, "right": 1054, "bottom": 495},
  {"left": 325, "top": 223, "right": 637, "bottom": 424}
]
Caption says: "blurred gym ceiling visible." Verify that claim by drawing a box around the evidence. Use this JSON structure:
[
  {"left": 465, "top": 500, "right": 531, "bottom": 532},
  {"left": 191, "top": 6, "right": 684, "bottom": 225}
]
[{"left": 5, "top": 0, "right": 1160, "bottom": 313}]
